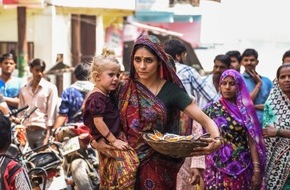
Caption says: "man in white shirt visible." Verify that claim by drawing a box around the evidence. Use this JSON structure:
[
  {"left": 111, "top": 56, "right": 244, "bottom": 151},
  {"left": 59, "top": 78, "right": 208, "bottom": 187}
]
[{"left": 18, "top": 58, "right": 58, "bottom": 149}]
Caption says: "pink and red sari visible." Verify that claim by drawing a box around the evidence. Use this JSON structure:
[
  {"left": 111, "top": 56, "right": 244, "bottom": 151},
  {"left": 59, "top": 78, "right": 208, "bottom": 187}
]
[{"left": 117, "top": 35, "right": 192, "bottom": 190}]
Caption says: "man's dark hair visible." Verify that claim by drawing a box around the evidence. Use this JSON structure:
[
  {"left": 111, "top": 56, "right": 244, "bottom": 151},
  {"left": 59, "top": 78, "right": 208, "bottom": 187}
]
[
  {"left": 163, "top": 38, "right": 187, "bottom": 60},
  {"left": 29, "top": 58, "right": 46, "bottom": 72},
  {"left": 226, "top": 50, "right": 242, "bottom": 62},
  {"left": 214, "top": 54, "right": 231, "bottom": 67},
  {"left": 74, "top": 63, "right": 91, "bottom": 81},
  {"left": 0, "top": 53, "right": 17, "bottom": 64},
  {"left": 241, "top": 48, "right": 258, "bottom": 59},
  {"left": 0, "top": 115, "right": 11, "bottom": 152},
  {"left": 282, "top": 50, "right": 290, "bottom": 63}
]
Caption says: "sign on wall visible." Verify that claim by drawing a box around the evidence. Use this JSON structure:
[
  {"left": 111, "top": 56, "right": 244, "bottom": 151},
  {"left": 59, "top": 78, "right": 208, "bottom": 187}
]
[{"left": 105, "top": 26, "right": 124, "bottom": 70}]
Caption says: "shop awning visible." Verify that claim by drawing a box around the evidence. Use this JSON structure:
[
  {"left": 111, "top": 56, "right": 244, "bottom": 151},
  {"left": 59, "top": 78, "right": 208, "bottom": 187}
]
[
  {"left": 127, "top": 21, "right": 183, "bottom": 37},
  {"left": 46, "top": 0, "right": 135, "bottom": 16},
  {"left": 47, "top": 0, "right": 135, "bottom": 16},
  {"left": 47, "top": 0, "right": 135, "bottom": 10}
]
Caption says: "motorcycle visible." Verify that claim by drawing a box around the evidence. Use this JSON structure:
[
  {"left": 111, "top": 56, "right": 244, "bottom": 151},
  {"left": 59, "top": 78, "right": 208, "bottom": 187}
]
[
  {"left": 25, "top": 138, "right": 67, "bottom": 190},
  {"left": 54, "top": 123, "right": 100, "bottom": 190},
  {"left": 6, "top": 106, "right": 67, "bottom": 190}
]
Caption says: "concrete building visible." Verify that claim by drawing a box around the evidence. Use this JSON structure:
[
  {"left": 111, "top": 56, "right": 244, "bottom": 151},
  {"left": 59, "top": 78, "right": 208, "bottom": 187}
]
[{"left": 0, "top": 0, "right": 135, "bottom": 90}]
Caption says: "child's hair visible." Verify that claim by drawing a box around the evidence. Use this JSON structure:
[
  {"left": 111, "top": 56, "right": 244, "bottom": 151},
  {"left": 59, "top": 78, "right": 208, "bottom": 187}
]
[{"left": 90, "top": 47, "right": 120, "bottom": 84}]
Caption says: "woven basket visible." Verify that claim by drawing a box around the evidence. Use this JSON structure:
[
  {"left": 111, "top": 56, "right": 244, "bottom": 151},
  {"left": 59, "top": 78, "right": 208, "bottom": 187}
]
[{"left": 142, "top": 133, "right": 208, "bottom": 158}]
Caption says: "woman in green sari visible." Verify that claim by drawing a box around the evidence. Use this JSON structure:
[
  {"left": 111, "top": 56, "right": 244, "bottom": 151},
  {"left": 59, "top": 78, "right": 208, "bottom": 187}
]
[{"left": 263, "top": 63, "right": 290, "bottom": 189}]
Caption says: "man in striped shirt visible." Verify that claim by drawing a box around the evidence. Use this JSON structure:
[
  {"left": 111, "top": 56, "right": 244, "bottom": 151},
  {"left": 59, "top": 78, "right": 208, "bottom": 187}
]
[{"left": 164, "top": 38, "right": 219, "bottom": 109}]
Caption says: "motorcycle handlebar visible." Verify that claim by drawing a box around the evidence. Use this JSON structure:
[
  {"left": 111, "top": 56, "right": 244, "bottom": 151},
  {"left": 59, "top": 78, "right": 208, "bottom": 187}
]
[
  {"left": 23, "top": 106, "right": 38, "bottom": 119},
  {"left": 9, "top": 105, "right": 29, "bottom": 117},
  {"left": 10, "top": 106, "right": 38, "bottom": 125}
]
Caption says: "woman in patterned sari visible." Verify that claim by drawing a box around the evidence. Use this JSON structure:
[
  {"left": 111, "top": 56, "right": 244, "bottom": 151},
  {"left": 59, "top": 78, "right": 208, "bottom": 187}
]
[
  {"left": 90, "top": 34, "right": 222, "bottom": 190},
  {"left": 263, "top": 63, "right": 290, "bottom": 189},
  {"left": 202, "top": 69, "right": 266, "bottom": 190}
]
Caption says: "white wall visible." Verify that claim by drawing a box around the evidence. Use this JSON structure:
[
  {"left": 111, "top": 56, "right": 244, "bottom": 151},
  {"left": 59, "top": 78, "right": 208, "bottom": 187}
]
[
  {"left": 0, "top": 10, "right": 17, "bottom": 41},
  {"left": 0, "top": 7, "right": 72, "bottom": 89},
  {"left": 29, "top": 7, "right": 72, "bottom": 89},
  {"left": 194, "top": 0, "right": 290, "bottom": 80}
]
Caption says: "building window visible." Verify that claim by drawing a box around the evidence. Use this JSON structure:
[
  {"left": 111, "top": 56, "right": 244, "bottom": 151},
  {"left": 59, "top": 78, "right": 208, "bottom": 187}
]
[{"left": 0, "top": 41, "right": 34, "bottom": 62}]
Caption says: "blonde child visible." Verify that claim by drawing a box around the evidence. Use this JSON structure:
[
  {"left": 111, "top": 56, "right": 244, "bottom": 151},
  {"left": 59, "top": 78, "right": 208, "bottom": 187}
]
[{"left": 83, "top": 48, "right": 139, "bottom": 189}]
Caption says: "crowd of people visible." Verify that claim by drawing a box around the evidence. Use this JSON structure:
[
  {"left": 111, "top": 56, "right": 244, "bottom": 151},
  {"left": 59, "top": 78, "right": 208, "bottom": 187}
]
[{"left": 0, "top": 34, "right": 289, "bottom": 190}]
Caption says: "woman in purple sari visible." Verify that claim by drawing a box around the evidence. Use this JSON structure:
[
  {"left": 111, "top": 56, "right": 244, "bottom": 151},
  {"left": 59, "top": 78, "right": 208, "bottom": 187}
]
[
  {"left": 90, "top": 35, "right": 222, "bottom": 190},
  {"left": 202, "top": 69, "right": 266, "bottom": 190}
]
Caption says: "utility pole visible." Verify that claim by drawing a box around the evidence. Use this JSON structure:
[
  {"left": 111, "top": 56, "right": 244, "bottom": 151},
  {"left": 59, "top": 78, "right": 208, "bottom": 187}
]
[
  {"left": 71, "top": 14, "right": 81, "bottom": 83},
  {"left": 17, "top": 6, "right": 28, "bottom": 78},
  {"left": 80, "top": 15, "right": 96, "bottom": 64}
]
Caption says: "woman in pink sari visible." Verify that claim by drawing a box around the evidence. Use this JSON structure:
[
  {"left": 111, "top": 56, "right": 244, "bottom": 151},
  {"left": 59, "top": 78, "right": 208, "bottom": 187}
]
[{"left": 202, "top": 69, "right": 266, "bottom": 189}]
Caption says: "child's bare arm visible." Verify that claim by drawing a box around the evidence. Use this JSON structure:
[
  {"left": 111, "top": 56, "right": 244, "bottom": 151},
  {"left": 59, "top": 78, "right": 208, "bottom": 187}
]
[{"left": 93, "top": 117, "right": 129, "bottom": 150}]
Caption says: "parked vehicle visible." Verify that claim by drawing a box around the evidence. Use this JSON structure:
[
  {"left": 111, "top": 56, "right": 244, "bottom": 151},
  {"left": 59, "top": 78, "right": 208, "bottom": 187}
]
[
  {"left": 54, "top": 123, "right": 100, "bottom": 190},
  {"left": 25, "top": 138, "right": 67, "bottom": 190},
  {"left": 6, "top": 106, "right": 67, "bottom": 190}
]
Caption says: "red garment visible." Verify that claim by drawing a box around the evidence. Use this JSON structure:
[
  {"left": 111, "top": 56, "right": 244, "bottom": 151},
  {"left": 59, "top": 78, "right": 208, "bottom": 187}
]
[
  {"left": 98, "top": 147, "right": 139, "bottom": 189},
  {"left": 0, "top": 155, "right": 32, "bottom": 190},
  {"left": 118, "top": 35, "right": 191, "bottom": 190}
]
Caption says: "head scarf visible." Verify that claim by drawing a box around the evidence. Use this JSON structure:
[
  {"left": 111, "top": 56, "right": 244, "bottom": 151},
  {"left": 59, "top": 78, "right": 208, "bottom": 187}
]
[
  {"left": 129, "top": 35, "right": 184, "bottom": 89},
  {"left": 219, "top": 69, "right": 266, "bottom": 176}
]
